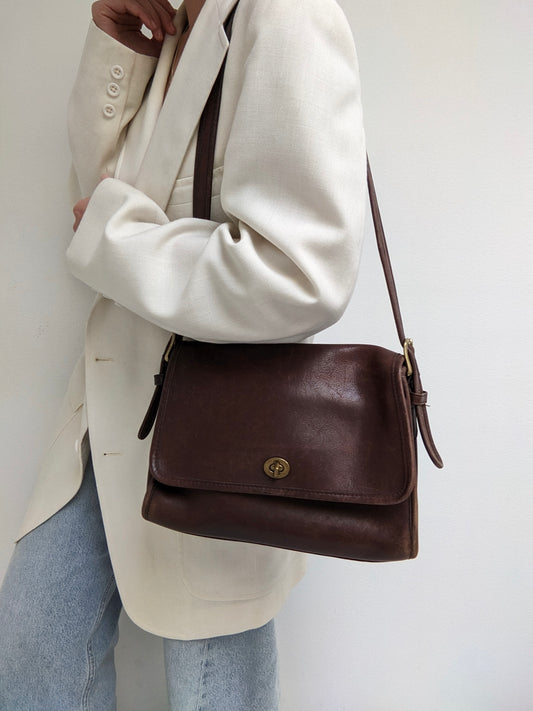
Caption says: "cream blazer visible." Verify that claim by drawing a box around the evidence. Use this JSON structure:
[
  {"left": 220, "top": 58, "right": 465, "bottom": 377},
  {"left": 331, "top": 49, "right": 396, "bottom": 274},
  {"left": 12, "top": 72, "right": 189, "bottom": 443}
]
[{"left": 18, "top": 0, "right": 366, "bottom": 639}]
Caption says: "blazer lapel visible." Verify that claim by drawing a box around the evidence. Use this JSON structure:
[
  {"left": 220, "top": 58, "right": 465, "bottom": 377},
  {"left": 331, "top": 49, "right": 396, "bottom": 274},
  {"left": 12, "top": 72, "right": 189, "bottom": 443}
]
[
  {"left": 116, "top": 6, "right": 187, "bottom": 184},
  {"left": 135, "top": 0, "right": 239, "bottom": 209}
]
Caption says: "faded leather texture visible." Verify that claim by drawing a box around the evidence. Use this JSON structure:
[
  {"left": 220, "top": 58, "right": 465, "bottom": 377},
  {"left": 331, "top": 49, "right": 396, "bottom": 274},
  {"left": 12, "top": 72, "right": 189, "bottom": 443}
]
[{"left": 144, "top": 342, "right": 419, "bottom": 561}]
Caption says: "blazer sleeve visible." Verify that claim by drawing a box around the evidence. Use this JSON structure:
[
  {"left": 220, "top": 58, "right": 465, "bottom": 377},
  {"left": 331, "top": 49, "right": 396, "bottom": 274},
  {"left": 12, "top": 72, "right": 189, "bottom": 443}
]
[
  {"left": 66, "top": 0, "right": 366, "bottom": 344},
  {"left": 68, "top": 21, "right": 157, "bottom": 197}
]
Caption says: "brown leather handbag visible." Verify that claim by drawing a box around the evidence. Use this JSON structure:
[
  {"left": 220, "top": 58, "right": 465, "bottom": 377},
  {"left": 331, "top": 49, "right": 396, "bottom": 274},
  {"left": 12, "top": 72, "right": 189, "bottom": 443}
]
[{"left": 138, "top": 6, "right": 443, "bottom": 562}]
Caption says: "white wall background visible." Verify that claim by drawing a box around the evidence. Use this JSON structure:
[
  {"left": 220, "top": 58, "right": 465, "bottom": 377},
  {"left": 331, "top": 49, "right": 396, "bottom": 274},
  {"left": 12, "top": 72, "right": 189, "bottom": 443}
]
[{"left": 1, "top": 1, "right": 532, "bottom": 709}]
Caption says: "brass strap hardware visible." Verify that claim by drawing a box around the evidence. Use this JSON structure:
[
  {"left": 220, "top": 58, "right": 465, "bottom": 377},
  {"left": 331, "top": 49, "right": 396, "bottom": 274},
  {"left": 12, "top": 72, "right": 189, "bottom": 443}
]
[
  {"left": 164, "top": 334, "right": 177, "bottom": 362},
  {"left": 403, "top": 338, "right": 414, "bottom": 377}
]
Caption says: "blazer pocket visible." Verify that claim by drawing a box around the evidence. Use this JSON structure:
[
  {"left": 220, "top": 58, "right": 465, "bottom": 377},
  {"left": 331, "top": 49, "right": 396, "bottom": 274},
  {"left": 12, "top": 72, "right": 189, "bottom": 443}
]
[
  {"left": 180, "top": 534, "right": 292, "bottom": 602},
  {"left": 166, "top": 165, "right": 224, "bottom": 208}
]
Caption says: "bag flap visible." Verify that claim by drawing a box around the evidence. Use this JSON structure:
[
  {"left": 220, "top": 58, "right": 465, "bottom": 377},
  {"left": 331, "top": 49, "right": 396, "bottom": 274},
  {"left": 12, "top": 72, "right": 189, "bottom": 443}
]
[{"left": 149, "top": 342, "right": 417, "bottom": 506}]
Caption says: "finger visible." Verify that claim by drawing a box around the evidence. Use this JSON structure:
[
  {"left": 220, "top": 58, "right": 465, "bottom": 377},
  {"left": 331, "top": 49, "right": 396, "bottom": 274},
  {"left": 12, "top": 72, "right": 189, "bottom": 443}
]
[
  {"left": 150, "top": 0, "right": 177, "bottom": 24},
  {"left": 125, "top": 0, "right": 164, "bottom": 42},
  {"left": 120, "top": 28, "right": 163, "bottom": 57},
  {"left": 73, "top": 196, "right": 89, "bottom": 211},
  {"left": 152, "top": 0, "right": 176, "bottom": 16},
  {"left": 143, "top": 0, "right": 176, "bottom": 36},
  {"left": 152, "top": 0, "right": 178, "bottom": 33},
  {"left": 122, "top": 0, "right": 175, "bottom": 42},
  {"left": 72, "top": 197, "right": 89, "bottom": 229}
]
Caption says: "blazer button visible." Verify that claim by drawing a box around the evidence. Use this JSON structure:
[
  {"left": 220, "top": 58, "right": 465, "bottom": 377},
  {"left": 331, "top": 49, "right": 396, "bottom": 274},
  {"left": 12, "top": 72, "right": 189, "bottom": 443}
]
[
  {"left": 107, "top": 82, "right": 120, "bottom": 98},
  {"left": 103, "top": 104, "right": 116, "bottom": 119},
  {"left": 110, "top": 64, "right": 125, "bottom": 80}
]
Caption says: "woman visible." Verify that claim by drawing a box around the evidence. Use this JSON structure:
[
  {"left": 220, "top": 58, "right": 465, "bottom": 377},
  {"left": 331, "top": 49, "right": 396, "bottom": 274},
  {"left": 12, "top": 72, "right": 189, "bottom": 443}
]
[{"left": 0, "top": 0, "right": 366, "bottom": 707}]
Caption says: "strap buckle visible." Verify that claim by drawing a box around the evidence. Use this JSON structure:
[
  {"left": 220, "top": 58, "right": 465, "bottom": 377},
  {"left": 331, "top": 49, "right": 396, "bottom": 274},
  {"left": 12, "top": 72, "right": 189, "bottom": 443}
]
[
  {"left": 403, "top": 338, "right": 414, "bottom": 377},
  {"left": 164, "top": 334, "right": 177, "bottom": 362}
]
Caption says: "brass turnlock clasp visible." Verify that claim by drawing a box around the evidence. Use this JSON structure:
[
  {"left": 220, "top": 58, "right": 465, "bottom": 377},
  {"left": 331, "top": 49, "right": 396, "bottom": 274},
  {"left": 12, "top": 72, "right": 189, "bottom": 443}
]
[{"left": 264, "top": 457, "right": 290, "bottom": 479}]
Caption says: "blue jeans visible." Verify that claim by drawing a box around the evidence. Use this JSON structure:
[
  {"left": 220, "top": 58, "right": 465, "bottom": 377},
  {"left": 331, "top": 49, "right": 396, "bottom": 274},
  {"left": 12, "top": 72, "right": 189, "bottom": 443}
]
[{"left": 0, "top": 457, "right": 279, "bottom": 711}]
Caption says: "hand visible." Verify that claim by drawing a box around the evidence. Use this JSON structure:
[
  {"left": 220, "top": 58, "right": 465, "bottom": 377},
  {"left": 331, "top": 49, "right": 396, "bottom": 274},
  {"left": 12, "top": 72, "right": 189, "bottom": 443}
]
[
  {"left": 92, "top": 0, "right": 177, "bottom": 57},
  {"left": 73, "top": 196, "right": 90, "bottom": 232},
  {"left": 72, "top": 175, "right": 109, "bottom": 232}
]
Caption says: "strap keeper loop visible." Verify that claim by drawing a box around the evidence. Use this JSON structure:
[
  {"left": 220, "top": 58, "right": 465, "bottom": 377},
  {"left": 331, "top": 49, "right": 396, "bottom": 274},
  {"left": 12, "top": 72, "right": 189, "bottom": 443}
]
[{"left": 410, "top": 390, "right": 428, "bottom": 406}]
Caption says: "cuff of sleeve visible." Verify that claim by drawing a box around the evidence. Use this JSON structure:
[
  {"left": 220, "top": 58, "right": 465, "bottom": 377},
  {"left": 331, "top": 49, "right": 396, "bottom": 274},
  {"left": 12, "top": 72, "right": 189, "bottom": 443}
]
[
  {"left": 74, "top": 21, "right": 158, "bottom": 115},
  {"left": 87, "top": 20, "right": 158, "bottom": 77},
  {"left": 66, "top": 178, "right": 168, "bottom": 283}
]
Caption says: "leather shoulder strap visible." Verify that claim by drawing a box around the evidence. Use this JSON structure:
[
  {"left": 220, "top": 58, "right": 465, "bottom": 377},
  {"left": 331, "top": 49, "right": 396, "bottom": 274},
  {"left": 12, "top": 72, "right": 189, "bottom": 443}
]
[
  {"left": 191, "top": 5, "right": 443, "bottom": 468},
  {"left": 193, "top": 3, "right": 238, "bottom": 219},
  {"left": 365, "top": 160, "right": 443, "bottom": 468}
]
